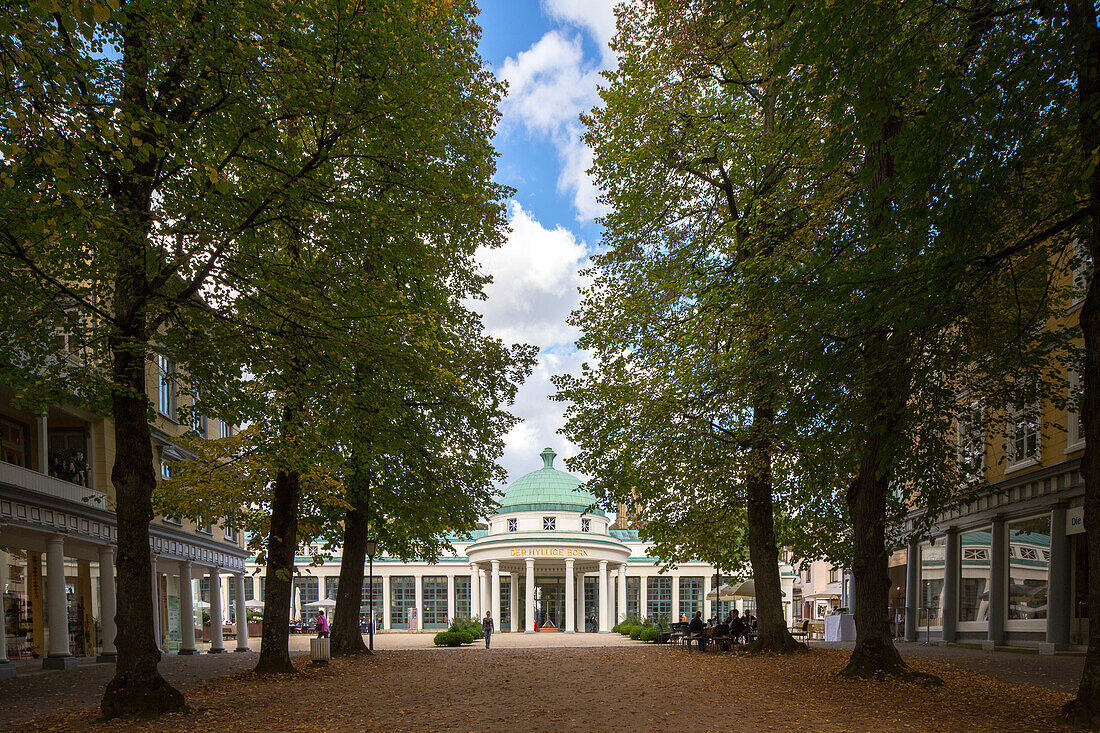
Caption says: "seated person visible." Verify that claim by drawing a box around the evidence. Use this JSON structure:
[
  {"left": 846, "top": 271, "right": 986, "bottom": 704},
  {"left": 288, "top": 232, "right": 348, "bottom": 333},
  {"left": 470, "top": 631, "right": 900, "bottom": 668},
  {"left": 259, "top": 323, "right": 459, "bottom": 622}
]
[
  {"left": 688, "top": 610, "right": 706, "bottom": 649},
  {"left": 728, "top": 608, "right": 746, "bottom": 642}
]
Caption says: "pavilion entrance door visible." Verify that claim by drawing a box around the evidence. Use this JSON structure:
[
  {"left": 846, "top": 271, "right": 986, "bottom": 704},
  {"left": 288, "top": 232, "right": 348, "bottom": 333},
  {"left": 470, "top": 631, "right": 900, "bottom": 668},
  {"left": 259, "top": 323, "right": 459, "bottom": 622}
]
[{"left": 535, "top": 576, "right": 565, "bottom": 630}]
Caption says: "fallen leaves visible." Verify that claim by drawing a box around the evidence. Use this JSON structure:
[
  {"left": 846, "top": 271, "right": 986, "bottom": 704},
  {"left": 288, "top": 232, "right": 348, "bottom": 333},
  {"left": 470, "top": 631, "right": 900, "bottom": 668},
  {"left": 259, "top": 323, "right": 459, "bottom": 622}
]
[{"left": 18, "top": 647, "right": 1074, "bottom": 732}]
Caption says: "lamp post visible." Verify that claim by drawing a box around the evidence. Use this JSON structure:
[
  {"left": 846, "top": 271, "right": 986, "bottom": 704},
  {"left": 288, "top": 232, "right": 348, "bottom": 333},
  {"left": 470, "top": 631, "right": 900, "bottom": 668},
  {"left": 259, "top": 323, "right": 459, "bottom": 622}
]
[{"left": 365, "top": 538, "right": 377, "bottom": 651}]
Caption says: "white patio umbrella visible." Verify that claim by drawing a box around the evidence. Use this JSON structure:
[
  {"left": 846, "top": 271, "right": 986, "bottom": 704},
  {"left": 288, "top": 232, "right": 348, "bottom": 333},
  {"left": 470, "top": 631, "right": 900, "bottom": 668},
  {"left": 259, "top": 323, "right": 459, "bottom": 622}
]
[
  {"left": 304, "top": 597, "right": 337, "bottom": 608},
  {"left": 728, "top": 579, "right": 787, "bottom": 599},
  {"left": 291, "top": 585, "right": 301, "bottom": 621},
  {"left": 705, "top": 584, "right": 739, "bottom": 601},
  {"left": 195, "top": 600, "right": 211, "bottom": 610},
  {"left": 245, "top": 599, "right": 265, "bottom": 609}
]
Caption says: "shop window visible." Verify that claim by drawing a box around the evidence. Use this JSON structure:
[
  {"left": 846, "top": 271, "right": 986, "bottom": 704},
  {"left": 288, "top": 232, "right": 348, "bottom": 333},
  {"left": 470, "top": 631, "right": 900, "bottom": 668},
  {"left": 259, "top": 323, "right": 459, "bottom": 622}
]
[
  {"left": 1008, "top": 515, "right": 1050, "bottom": 622},
  {"left": 325, "top": 576, "right": 339, "bottom": 601},
  {"left": 920, "top": 544, "right": 944, "bottom": 628},
  {"left": 959, "top": 528, "right": 991, "bottom": 622},
  {"left": 500, "top": 576, "right": 511, "bottom": 629}
]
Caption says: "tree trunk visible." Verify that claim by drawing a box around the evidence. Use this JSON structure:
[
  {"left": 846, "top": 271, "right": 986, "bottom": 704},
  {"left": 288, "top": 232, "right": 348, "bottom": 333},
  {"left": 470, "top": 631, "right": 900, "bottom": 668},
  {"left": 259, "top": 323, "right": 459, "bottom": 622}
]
[
  {"left": 746, "top": 370, "right": 803, "bottom": 653},
  {"left": 839, "top": 415, "right": 909, "bottom": 678},
  {"left": 254, "top": 463, "right": 301, "bottom": 675},
  {"left": 100, "top": 336, "right": 186, "bottom": 718},
  {"left": 1063, "top": 0, "right": 1100, "bottom": 727},
  {"left": 331, "top": 504, "right": 370, "bottom": 656}
]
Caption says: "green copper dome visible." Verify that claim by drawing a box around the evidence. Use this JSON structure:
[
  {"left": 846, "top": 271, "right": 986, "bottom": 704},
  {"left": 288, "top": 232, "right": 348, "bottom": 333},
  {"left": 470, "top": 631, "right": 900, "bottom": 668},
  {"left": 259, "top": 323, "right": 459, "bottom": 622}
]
[{"left": 494, "top": 447, "right": 605, "bottom": 517}]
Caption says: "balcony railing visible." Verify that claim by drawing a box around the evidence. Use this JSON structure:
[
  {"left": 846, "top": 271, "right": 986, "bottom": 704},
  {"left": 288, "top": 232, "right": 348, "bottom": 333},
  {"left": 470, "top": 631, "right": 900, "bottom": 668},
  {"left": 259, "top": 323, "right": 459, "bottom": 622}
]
[{"left": 0, "top": 460, "right": 109, "bottom": 508}]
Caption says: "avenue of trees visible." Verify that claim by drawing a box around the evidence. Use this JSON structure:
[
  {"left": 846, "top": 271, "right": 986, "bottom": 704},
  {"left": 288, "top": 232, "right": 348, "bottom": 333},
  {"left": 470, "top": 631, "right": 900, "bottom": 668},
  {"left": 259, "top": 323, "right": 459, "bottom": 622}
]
[
  {"left": 557, "top": 0, "right": 1099, "bottom": 723},
  {"left": 0, "top": 0, "right": 532, "bottom": 719}
]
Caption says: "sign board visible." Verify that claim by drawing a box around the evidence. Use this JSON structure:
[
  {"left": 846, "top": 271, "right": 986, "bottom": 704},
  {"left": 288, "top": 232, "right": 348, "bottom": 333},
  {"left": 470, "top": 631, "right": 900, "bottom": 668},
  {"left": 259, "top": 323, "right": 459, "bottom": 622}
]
[
  {"left": 407, "top": 606, "right": 417, "bottom": 631},
  {"left": 1068, "top": 506, "right": 1085, "bottom": 535}
]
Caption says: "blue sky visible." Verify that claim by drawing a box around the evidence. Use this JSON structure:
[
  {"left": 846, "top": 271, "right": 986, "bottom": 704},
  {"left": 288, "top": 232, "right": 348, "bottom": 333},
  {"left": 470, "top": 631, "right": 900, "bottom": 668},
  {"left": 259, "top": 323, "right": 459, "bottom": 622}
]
[{"left": 469, "top": 1, "right": 618, "bottom": 487}]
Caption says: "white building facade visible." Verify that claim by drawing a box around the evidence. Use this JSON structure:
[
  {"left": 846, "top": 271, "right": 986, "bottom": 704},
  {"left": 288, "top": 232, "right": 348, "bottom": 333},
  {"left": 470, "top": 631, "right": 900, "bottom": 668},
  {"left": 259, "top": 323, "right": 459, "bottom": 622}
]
[{"left": 250, "top": 448, "right": 797, "bottom": 632}]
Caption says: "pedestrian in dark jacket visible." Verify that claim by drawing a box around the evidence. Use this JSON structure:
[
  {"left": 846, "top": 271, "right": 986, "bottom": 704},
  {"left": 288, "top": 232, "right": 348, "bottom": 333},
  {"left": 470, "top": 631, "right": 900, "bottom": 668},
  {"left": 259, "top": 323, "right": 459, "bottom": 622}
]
[{"left": 482, "top": 611, "right": 494, "bottom": 649}]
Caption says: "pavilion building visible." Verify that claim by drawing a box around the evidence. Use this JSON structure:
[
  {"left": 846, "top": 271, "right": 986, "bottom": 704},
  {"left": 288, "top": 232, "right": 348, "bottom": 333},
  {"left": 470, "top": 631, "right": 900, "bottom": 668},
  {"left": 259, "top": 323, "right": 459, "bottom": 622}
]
[{"left": 255, "top": 448, "right": 797, "bottom": 633}]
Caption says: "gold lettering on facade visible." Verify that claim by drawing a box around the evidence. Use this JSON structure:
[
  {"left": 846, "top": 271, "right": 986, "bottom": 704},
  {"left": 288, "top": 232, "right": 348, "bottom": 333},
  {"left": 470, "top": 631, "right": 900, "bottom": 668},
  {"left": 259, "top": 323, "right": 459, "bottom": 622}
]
[{"left": 508, "top": 548, "right": 590, "bottom": 557}]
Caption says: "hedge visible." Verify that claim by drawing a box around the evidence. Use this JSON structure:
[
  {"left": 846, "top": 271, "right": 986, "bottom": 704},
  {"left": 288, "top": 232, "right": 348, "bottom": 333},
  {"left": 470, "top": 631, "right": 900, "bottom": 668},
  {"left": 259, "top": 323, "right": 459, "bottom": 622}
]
[{"left": 433, "top": 630, "right": 474, "bottom": 647}]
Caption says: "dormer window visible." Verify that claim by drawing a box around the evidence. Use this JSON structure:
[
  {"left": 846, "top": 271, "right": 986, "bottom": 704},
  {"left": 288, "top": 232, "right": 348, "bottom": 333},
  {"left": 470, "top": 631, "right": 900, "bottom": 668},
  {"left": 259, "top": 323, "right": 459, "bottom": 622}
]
[
  {"left": 581, "top": 518, "right": 591, "bottom": 533},
  {"left": 508, "top": 518, "right": 517, "bottom": 532},
  {"left": 543, "top": 516, "right": 556, "bottom": 531}
]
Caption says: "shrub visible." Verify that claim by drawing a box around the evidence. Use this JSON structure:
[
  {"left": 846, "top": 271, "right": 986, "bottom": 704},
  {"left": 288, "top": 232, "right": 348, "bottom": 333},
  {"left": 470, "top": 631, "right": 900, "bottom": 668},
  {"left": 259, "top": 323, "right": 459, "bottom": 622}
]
[
  {"left": 449, "top": 616, "right": 484, "bottom": 640},
  {"left": 247, "top": 611, "right": 263, "bottom": 624},
  {"left": 629, "top": 625, "right": 643, "bottom": 640},
  {"left": 433, "top": 630, "right": 473, "bottom": 647},
  {"left": 640, "top": 626, "right": 660, "bottom": 642},
  {"left": 202, "top": 611, "right": 210, "bottom": 625}
]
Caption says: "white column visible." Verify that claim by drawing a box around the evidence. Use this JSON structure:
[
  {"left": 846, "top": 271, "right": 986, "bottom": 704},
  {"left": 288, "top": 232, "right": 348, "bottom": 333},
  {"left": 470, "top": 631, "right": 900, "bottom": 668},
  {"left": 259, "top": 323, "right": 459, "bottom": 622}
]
[
  {"left": 470, "top": 565, "right": 481, "bottom": 618},
  {"left": 703, "top": 573, "right": 712, "bottom": 620},
  {"left": 414, "top": 573, "right": 424, "bottom": 631},
  {"left": 525, "top": 558, "right": 535, "bottom": 633},
  {"left": 479, "top": 569, "right": 489, "bottom": 620},
  {"left": 36, "top": 414, "right": 48, "bottom": 473},
  {"left": 382, "top": 575, "right": 392, "bottom": 630},
  {"left": 0, "top": 550, "right": 13, "bottom": 678},
  {"left": 150, "top": 554, "right": 162, "bottom": 651},
  {"left": 618, "top": 565, "right": 627, "bottom": 623},
  {"left": 490, "top": 560, "right": 501, "bottom": 625},
  {"left": 43, "top": 535, "right": 75, "bottom": 669},
  {"left": 640, "top": 574, "right": 649, "bottom": 620},
  {"left": 234, "top": 572, "right": 248, "bottom": 652},
  {"left": 565, "top": 558, "right": 576, "bottom": 633},
  {"left": 178, "top": 561, "right": 196, "bottom": 654},
  {"left": 447, "top": 576, "right": 455, "bottom": 623},
  {"left": 671, "top": 573, "right": 680, "bottom": 623},
  {"left": 598, "top": 560, "right": 610, "bottom": 632},
  {"left": 208, "top": 569, "right": 224, "bottom": 652},
  {"left": 96, "top": 546, "right": 116, "bottom": 661}
]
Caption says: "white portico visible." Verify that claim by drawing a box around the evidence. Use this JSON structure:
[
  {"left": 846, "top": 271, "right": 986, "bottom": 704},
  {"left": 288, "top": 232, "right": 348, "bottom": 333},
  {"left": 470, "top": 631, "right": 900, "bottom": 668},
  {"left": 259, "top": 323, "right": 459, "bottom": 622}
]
[{"left": 465, "top": 448, "right": 629, "bottom": 632}]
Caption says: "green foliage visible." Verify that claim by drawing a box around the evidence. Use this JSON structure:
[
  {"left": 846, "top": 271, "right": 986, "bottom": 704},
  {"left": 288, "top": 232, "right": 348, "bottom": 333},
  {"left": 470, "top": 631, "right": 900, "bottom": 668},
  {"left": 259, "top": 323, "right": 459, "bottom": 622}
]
[
  {"left": 246, "top": 611, "right": 263, "bottom": 624},
  {"left": 639, "top": 626, "right": 660, "bottom": 643},
  {"left": 629, "top": 626, "right": 643, "bottom": 641},
  {"left": 448, "top": 616, "right": 484, "bottom": 640},
  {"left": 433, "top": 631, "right": 473, "bottom": 647}
]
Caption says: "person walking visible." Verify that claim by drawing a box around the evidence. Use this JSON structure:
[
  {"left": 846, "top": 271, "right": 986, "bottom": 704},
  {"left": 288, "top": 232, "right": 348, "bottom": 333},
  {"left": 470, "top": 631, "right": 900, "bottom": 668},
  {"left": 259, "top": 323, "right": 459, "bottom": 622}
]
[
  {"left": 316, "top": 610, "right": 329, "bottom": 638},
  {"left": 482, "top": 611, "right": 494, "bottom": 649}
]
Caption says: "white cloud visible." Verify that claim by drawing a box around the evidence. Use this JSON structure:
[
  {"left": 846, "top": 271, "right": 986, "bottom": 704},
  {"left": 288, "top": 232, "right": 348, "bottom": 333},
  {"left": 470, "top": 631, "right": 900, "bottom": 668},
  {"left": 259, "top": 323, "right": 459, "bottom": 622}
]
[
  {"left": 542, "top": 0, "right": 618, "bottom": 61},
  {"left": 475, "top": 201, "right": 588, "bottom": 348},
  {"left": 472, "top": 203, "right": 592, "bottom": 490},
  {"left": 497, "top": 14, "right": 615, "bottom": 222}
]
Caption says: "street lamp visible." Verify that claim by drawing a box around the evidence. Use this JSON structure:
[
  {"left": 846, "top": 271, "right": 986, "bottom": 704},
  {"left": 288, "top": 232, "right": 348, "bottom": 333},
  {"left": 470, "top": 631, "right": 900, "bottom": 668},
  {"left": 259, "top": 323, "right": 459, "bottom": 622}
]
[{"left": 365, "top": 538, "right": 377, "bottom": 651}]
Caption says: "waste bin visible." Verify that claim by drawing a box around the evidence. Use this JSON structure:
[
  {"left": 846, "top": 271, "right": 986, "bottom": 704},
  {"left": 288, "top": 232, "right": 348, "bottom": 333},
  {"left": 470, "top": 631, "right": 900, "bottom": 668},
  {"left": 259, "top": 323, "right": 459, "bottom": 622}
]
[{"left": 310, "top": 637, "right": 330, "bottom": 665}]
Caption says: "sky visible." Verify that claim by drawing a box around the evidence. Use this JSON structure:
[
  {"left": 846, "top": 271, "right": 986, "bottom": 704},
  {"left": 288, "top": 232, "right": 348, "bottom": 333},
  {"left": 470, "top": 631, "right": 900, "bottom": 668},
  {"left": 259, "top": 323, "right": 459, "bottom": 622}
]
[{"left": 471, "top": 0, "right": 619, "bottom": 491}]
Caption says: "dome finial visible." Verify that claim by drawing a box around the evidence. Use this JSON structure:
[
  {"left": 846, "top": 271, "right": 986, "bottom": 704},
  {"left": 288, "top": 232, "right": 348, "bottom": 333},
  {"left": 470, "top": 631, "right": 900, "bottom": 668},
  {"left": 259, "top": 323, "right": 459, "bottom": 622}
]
[{"left": 540, "top": 446, "right": 556, "bottom": 469}]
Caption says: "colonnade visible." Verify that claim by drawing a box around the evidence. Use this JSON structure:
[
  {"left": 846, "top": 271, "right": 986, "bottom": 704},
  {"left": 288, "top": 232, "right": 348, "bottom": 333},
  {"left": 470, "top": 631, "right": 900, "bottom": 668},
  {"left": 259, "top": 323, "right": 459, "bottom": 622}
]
[
  {"left": 468, "top": 558, "right": 630, "bottom": 633},
  {"left": 0, "top": 535, "right": 251, "bottom": 677},
  {"left": 902, "top": 503, "right": 1075, "bottom": 650}
]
